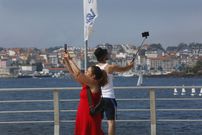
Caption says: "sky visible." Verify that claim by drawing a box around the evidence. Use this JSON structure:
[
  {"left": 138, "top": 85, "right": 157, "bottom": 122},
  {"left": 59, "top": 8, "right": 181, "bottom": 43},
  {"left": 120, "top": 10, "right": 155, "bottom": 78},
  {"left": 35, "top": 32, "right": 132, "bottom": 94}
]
[{"left": 0, "top": 0, "right": 202, "bottom": 49}]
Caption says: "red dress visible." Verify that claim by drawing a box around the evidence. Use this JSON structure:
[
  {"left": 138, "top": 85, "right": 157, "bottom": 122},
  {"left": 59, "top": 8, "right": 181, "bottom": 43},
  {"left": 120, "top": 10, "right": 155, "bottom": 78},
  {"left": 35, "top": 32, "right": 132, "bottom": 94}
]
[{"left": 74, "top": 85, "right": 104, "bottom": 135}]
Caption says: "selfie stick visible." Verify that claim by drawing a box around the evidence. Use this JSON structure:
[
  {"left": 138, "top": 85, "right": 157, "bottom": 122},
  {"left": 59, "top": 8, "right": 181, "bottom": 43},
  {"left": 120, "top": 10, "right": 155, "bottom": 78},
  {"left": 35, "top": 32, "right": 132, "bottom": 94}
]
[{"left": 132, "top": 32, "right": 149, "bottom": 62}]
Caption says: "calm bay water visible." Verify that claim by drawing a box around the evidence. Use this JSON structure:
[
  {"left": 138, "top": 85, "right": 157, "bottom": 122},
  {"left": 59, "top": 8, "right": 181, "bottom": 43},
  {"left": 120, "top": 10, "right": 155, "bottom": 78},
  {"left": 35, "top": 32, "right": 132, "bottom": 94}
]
[{"left": 0, "top": 76, "right": 202, "bottom": 135}]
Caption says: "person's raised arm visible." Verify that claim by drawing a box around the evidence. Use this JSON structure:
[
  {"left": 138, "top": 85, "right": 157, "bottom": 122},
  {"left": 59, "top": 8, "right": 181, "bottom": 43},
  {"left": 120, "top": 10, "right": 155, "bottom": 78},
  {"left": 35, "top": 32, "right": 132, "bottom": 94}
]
[
  {"left": 108, "top": 61, "right": 134, "bottom": 73},
  {"left": 63, "top": 52, "right": 96, "bottom": 87},
  {"left": 63, "top": 58, "right": 74, "bottom": 75}
]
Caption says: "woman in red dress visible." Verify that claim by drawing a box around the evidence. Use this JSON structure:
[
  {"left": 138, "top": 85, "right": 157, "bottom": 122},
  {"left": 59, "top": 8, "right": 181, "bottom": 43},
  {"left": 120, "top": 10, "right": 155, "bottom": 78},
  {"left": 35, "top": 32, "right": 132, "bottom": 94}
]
[{"left": 63, "top": 51, "right": 107, "bottom": 135}]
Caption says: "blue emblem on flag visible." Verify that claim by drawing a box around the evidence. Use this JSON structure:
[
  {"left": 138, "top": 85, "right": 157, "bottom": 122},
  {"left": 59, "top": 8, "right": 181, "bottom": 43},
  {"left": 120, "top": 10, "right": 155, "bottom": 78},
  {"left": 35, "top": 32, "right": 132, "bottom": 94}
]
[{"left": 86, "top": 9, "right": 96, "bottom": 25}]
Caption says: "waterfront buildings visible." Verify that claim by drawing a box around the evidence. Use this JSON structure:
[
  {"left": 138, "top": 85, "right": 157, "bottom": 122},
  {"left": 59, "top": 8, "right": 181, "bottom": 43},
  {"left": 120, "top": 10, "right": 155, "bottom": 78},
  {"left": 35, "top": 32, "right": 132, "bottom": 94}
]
[{"left": 0, "top": 43, "right": 202, "bottom": 77}]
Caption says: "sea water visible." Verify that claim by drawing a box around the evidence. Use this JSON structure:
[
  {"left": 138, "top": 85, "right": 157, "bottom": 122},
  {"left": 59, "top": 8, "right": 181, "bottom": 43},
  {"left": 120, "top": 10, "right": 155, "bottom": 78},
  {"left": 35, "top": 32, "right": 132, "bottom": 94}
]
[{"left": 0, "top": 76, "right": 202, "bottom": 135}]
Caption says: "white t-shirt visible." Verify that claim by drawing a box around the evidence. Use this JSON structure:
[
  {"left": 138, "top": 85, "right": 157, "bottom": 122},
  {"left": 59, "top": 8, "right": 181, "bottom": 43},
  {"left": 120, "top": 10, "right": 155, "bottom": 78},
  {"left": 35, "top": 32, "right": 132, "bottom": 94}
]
[{"left": 97, "top": 63, "right": 115, "bottom": 98}]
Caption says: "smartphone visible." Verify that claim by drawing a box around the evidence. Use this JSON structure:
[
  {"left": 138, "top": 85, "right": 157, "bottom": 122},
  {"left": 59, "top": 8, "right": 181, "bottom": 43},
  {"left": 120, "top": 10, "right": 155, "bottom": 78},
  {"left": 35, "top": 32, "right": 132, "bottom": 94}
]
[{"left": 64, "top": 44, "right": 67, "bottom": 53}]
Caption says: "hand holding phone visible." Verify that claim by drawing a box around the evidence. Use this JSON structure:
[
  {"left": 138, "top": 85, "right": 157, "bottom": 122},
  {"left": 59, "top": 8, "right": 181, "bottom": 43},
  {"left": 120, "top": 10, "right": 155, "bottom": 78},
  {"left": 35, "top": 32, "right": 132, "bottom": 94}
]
[{"left": 63, "top": 44, "right": 72, "bottom": 60}]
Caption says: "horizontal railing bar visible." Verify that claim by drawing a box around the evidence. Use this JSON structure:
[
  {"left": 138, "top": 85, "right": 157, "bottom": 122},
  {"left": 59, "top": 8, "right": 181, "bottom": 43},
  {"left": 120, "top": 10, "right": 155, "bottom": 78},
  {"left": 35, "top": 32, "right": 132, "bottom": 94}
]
[
  {"left": 117, "top": 98, "right": 149, "bottom": 101},
  {"left": 158, "top": 109, "right": 202, "bottom": 111},
  {"left": 114, "top": 86, "right": 202, "bottom": 89},
  {"left": 62, "top": 109, "right": 202, "bottom": 112},
  {"left": 0, "top": 110, "right": 53, "bottom": 113},
  {"left": 61, "top": 120, "right": 75, "bottom": 123},
  {"left": 0, "top": 87, "right": 81, "bottom": 92},
  {"left": 1, "top": 98, "right": 202, "bottom": 104},
  {"left": 118, "top": 109, "right": 149, "bottom": 111},
  {"left": 1, "top": 108, "right": 202, "bottom": 114},
  {"left": 61, "top": 120, "right": 150, "bottom": 123},
  {"left": 1, "top": 86, "right": 202, "bottom": 92},
  {"left": 60, "top": 99, "right": 79, "bottom": 102},
  {"left": 157, "top": 98, "right": 202, "bottom": 101},
  {"left": 1, "top": 119, "right": 202, "bottom": 124},
  {"left": 61, "top": 119, "right": 202, "bottom": 122},
  {"left": 61, "top": 110, "right": 76, "bottom": 112},
  {"left": 0, "top": 121, "right": 54, "bottom": 124},
  {"left": 0, "top": 100, "right": 53, "bottom": 103},
  {"left": 117, "top": 98, "right": 202, "bottom": 101},
  {"left": 113, "top": 108, "right": 202, "bottom": 112},
  {"left": 118, "top": 109, "right": 202, "bottom": 111},
  {"left": 60, "top": 98, "right": 202, "bottom": 101},
  {"left": 115, "top": 120, "right": 150, "bottom": 122},
  {"left": 158, "top": 119, "right": 202, "bottom": 122}
]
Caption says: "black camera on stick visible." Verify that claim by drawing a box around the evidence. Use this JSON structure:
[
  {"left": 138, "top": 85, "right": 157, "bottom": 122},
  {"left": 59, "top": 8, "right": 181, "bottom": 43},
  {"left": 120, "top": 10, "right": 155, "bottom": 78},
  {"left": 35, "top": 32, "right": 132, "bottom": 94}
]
[
  {"left": 142, "top": 32, "right": 149, "bottom": 38},
  {"left": 132, "top": 31, "right": 150, "bottom": 62}
]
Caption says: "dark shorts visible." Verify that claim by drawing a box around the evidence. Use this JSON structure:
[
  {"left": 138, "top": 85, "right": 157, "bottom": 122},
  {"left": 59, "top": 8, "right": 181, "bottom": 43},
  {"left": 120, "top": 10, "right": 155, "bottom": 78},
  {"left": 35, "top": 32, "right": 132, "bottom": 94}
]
[{"left": 102, "top": 98, "right": 117, "bottom": 120}]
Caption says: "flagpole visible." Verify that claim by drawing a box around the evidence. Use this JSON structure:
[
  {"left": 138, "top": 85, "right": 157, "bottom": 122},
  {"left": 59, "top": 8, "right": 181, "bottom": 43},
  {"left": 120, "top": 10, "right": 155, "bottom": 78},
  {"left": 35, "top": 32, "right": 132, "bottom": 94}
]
[
  {"left": 83, "top": 0, "right": 98, "bottom": 71},
  {"left": 84, "top": 40, "right": 88, "bottom": 71}
]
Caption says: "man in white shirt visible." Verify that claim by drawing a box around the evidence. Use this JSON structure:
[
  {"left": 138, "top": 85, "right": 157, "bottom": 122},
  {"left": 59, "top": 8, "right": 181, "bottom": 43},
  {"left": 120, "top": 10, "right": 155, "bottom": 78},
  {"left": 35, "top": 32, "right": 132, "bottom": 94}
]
[{"left": 94, "top": 47, "right": 134, "bottom": 135}]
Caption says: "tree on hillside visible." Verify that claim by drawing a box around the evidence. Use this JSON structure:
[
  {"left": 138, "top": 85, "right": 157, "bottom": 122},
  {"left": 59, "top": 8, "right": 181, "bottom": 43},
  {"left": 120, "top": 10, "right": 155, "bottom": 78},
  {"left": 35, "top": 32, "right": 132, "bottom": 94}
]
[
  {"left": 149, "top": 43, "right": 165, "bottom": 51},
  {"left": 35, "top": 62, "right": 43, "bottom": 71},
  {"left": 177, "top": 43, "right": 188, "bottom": 51},
  {"left": 47, "top": 46, "right": 62, "bottom": 52},
  {"left": 192, "top": 59, "right": 202, "bottom": 74}
]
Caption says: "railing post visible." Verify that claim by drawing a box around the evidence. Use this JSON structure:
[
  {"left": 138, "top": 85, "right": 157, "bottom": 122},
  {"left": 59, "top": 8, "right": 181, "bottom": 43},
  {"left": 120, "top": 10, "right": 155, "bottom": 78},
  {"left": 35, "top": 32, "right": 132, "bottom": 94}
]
[
  {"left": 53, "top": 90, "right": 60, "bottom": 135},
  {"left": 149, "top": 89, "right": 156, "bottom": 135}
]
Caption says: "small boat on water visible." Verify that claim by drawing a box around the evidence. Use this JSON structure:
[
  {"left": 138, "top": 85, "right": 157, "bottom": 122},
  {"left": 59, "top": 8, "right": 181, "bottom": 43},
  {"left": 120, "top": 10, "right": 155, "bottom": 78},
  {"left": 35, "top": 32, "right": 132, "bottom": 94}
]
[
  {"left": 16, "top": 72, "right": 33, "bottom": 78},
  {"left": 34, "top": 74, "right": 52, "bottom": 78},
  {"left": 17, "top": 72, "right": 52, "bottom": 78},
  {"left": 118, "top": 72, "right": 135, "bottom": 77},
  {"left": 17, "top": 75, "right": 33, "bottom": 78}
]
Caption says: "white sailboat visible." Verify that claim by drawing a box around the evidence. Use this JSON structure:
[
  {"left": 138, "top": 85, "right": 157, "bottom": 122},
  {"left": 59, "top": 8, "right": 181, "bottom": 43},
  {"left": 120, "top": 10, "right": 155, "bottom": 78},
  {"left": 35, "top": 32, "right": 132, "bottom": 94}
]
[{"left": 137, "top": 72, "right": 143, "bottom": 86}]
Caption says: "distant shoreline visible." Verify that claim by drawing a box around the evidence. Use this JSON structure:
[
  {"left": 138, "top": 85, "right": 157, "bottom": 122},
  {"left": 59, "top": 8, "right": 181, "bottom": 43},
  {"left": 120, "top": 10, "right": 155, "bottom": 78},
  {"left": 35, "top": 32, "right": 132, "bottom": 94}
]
[
  {"left": 144, "top": 73, "right": 202, "bottom": 78},
  {"left": 0, "top": 73, "right": 202, "bottom": 78}
]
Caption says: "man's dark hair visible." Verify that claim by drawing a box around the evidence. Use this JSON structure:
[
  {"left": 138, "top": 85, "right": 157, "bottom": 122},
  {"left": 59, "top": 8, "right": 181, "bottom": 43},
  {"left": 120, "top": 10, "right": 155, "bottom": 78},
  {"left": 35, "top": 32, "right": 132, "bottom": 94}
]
[{"left": 94, "top": 47, "right": 108, "bottom": 62}]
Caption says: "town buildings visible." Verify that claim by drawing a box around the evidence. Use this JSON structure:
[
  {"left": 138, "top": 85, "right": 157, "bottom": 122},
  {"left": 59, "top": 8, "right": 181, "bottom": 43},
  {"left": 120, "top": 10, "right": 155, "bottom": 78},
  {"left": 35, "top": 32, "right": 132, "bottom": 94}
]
[{"left": 0, "top": 43, "right": 202, "bottom": 77}]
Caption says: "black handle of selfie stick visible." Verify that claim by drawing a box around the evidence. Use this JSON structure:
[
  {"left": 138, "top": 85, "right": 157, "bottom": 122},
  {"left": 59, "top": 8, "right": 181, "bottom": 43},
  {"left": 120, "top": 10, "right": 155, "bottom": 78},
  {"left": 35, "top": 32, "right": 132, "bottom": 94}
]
[{"left": 132, "top": 37, "right": 147, "bottom": 62}]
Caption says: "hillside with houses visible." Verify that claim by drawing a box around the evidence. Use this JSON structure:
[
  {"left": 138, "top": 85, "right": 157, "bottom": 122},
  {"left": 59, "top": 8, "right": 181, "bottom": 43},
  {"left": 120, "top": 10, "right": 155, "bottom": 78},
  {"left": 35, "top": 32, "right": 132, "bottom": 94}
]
[{"left": 1, "top": 42, "right": 202, "bottom": 78}]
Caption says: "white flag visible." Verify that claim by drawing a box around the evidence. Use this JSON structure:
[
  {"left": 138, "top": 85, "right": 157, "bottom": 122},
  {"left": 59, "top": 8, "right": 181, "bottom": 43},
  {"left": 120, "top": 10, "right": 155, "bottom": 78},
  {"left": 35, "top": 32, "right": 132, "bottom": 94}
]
[{"left": 83, "top": 0, "right": 98, "bottom": 41}]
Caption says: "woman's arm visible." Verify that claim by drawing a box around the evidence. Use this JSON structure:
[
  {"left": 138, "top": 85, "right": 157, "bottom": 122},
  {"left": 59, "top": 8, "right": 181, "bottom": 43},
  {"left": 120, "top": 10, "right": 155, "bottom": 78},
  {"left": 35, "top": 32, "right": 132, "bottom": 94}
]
[
  {"left": 63, "top": 53, "right": 81, "bottom": 80},
  {"left": 68, "top": 58, "right": 81, "bottom": 76},
  {"left": 63, "top": 52, "right": 96, "bottom": 87},
  {"left": 63, "top": 58, "right": 74, "bottom": 75}
]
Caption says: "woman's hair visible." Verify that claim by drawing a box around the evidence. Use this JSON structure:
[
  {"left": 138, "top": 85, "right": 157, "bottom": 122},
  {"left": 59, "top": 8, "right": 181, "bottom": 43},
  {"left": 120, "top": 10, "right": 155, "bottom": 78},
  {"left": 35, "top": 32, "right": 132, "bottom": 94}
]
[
  {"left": 90, "top": 65, "right": 108, "bottom": 87},
  {"left": 94, "top": 47, "right": 108, "bottom": 62}
]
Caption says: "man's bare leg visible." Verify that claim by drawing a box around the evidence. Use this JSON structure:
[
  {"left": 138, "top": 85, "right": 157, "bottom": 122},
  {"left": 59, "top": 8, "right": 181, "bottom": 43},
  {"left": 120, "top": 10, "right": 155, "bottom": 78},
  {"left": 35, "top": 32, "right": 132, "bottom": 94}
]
[{"left": 108, "top": 120, "right": 115, "bottom": 135}]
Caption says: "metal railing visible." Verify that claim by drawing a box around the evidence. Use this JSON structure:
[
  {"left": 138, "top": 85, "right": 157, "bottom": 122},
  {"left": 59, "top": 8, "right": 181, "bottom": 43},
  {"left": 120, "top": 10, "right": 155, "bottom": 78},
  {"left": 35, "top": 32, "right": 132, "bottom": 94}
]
[{"left": 0, "top": 86, "right": 202, "bottom": 135}]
